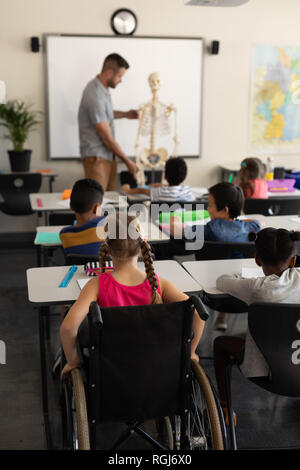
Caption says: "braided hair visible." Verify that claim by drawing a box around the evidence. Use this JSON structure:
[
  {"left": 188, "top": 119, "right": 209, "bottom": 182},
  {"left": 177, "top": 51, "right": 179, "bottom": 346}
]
[
  {"left": 140, "top": 238, "right": 163, "bottom": 304},
  {"left": 248, "top": 228, "right": 300, "bottom": 265},
  {"left": 98, "top": 215, "right": 162, "bottom": 304}
]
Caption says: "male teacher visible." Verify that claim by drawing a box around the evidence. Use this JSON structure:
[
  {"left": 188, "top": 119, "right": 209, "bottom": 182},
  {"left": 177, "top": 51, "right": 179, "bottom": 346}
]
[{"left": 78, "top": 53, "right": 139, "bottom": 190}]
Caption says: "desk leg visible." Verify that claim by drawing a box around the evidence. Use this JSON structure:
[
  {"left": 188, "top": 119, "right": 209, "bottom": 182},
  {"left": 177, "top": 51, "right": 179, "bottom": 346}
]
[
  {"left": 49, "top": 176, "right": 54, "bottom": 193},
  {"left": 38, "top": 306, "right": 53, "bottom": 450}
]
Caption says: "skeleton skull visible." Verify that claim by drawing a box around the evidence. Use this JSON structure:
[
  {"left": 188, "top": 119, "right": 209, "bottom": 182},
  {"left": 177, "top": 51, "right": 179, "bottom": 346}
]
[{"left": 148, "top": 73, "right": 161, "bottom": 93}]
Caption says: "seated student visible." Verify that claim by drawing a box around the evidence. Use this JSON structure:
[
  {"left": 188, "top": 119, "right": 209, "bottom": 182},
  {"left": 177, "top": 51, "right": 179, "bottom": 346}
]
[
  {"left": 59, "top": 178, "right": 106, "bottom": 256},
  {"left": 213, "top": 228, "right": 300, "bottom": 425},
  {"left": 121, "top": 157, "right": 195, "bottom": 202},
  {"left": 60, "top": 215, "right": 205, "bottom": 379},
  {"left": 170, "top": 182, "right": 264, "bottom": 331},
  {"left": 237, "top": 157, "right": 268, "bottom": 199}
]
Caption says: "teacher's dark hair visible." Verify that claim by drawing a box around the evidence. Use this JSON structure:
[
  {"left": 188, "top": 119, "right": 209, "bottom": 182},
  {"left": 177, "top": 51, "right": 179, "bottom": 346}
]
[
  {"left": 102, "top": 53, "right": 129, "bottom": 72},
  {"left": 70, "top": 178, "right": 104, "bottom": 214}
]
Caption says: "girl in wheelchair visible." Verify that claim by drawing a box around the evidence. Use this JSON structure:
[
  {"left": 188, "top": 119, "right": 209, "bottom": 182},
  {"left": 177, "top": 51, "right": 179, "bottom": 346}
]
[
  {"left": 213, "top": 227, "right": 300, "bottom": 424},
  {"left": 60, "top": 214, "right": 205, "bottom": 380}
]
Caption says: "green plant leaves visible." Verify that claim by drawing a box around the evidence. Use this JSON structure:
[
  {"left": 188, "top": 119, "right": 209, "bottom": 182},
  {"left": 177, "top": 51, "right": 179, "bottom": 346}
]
[{"left": 0, "top": 100, "right": 42, "bottom": 152}]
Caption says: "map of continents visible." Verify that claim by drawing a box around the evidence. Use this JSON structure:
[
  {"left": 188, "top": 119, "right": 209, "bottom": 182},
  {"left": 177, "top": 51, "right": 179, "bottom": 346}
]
[{"left": 250, "top": 45, "right": 300, "bottom": 153}]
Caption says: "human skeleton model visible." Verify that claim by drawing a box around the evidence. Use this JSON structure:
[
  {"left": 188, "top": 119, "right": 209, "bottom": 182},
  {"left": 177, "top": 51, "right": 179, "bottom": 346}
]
[{"left": 135, "top": 73, "right": 178, "bottom": 185}]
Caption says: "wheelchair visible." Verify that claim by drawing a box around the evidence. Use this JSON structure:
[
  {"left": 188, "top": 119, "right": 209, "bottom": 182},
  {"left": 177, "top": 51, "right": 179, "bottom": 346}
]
[{"left": 60, "top": 296, "right": 227, "bottom": 450}]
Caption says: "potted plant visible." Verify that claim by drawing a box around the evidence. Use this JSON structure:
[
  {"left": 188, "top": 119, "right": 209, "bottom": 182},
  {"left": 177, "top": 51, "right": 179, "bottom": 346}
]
[{"left": 0, "top": 99, "right": 41, "bottom": 172}]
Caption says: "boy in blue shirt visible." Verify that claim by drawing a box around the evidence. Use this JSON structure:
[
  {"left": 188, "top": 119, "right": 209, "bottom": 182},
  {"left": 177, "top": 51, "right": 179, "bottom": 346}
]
[
  {"left": 60, "top": 178, "right": 106, "bottom": 256},
  {"left": 170, "top": 182, "right": 264, "bottom": 331}
]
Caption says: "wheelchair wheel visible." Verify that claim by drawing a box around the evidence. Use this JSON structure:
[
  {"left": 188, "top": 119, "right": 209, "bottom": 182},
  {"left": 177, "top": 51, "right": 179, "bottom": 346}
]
[
  {"left": 62, "top": 369, "right": 90, "bottom": 450},
  {"left": 187, "top": 360, "right": 225, "bottom": 450}
]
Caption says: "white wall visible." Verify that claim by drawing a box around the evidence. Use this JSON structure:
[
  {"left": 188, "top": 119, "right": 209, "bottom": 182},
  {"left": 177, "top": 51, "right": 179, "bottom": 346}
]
[{"left": 1, "top": 0, "right": 300, "bottom": 232}]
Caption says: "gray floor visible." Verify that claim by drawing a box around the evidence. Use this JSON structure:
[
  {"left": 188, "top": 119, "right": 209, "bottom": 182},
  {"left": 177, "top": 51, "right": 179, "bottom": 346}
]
[{"left": 0, "top": 247, "right": 300, "bottom": 450}]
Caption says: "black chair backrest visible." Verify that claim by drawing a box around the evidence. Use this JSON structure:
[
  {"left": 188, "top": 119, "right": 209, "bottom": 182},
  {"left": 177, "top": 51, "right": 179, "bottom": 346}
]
[
  {"left": 87, "top": 297, "right": 207, "bottom": 423},
  {"left": 0, "top": 173, "right": 42, "bottom": 215},
  {"left": 65, "top": 253, "right": 100, "bottom": 266},
  {"left": 48, "top": 212, "right": 76, "bottom": 226},
  {"left": 195, "top": 240, "right": 255, "bottom": 260},
  {"left": 244, "top": 197, "right": 300, "bottom": 216},
  {"left": 0, "top": 173, "right": 42, "bottom": 193},
  {"left": 248, "top": 302, "right": 300, "bottom": 397}
]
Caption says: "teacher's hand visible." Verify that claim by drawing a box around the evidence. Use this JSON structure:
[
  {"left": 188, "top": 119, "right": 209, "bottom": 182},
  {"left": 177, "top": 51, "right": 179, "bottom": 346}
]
[
  {"left": 126, "top": 159, "right": 139, "bottom": 179},
  {"left": 126, "top": 109, "right": 139, "bottom": 119}
]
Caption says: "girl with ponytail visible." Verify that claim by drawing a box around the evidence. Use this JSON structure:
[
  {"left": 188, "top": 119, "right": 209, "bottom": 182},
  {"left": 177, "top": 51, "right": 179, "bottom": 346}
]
[
  {"left": 60, "top": 214, "right": 204, "bottom": 379},
  {"left": 213, "top": 228, "right": 300, "bottom": 425}
]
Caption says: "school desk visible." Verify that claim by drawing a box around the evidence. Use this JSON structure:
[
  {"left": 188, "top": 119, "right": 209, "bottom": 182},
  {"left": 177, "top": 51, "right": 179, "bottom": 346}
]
[
  {"left": 29, "top": 191, "right": 128, "bottom": 225},
  {"left": 34, "top": 221, "right": 170, "bottom": 266},
  {"left": 26, "top": 259, "right": 201, "bottom": 448}
]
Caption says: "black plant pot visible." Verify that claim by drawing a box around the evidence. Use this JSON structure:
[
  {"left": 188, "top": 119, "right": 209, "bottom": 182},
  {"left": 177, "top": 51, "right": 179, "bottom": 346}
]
[{"left": 8, "top": 150, "right": 32, "bottom": 172}]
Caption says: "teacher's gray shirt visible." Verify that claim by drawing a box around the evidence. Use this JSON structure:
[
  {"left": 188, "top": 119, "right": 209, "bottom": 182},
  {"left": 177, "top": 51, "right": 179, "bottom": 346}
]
[{"left": 78, "top": 77, "right": 115, "bottom": 161}]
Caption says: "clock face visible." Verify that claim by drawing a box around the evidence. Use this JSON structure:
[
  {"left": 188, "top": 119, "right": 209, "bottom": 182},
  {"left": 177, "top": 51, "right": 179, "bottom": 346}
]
[{"left": 111, "top": 9, "right": 137, "bottom": 35}]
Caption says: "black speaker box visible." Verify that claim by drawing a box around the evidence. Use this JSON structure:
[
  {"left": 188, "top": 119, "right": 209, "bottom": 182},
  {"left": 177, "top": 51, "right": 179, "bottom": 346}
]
[
  {"left": 211, "top": 40, "right": 220, "bottom": 55},
  {"left": 30, "top": 37, "right": 40, "bottom": 53}
]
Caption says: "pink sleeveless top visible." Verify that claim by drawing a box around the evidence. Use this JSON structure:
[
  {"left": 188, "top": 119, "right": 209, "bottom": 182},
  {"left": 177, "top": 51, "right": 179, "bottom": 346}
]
[{"left": 97, "top": 272, "right": 162, "bottom": 308}]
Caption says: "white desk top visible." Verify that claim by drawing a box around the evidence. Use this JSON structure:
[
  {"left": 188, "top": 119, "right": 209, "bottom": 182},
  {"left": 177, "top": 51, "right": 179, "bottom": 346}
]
[
  {"left": 183, "top": 258, "right": 256, "bottom": 295},
  {"left": 34, "top": 220, "right": 169, "bottom": 246},
  {"left": 27, "top": 260, "right": 201, "bottom": 304},
  {"left": 242, "top": 214, "right": 300, "bottom": 231},
  {"left": 30, "top": 191, "right": 127, "bottom": 212},
  {"left": 268, "top": 189, "right": 300, "bottom": 198}
]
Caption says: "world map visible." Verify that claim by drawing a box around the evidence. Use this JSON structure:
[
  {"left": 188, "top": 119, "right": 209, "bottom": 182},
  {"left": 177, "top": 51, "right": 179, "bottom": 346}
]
[{"left": 250, "top": 45, "right": 300, "bottom": 153}]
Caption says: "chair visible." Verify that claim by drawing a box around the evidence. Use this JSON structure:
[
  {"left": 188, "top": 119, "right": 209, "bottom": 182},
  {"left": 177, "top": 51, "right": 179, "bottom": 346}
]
[
  {"left": 0, "top": 173, "right": 42, "bottom": 215},
  {"left": 61, "top": 298, "right": 227, "bottom": 450},
  {"left": 244, "top": 197, "right": 300, "bottom": 216},
  {"left": 65, "top": 253, "right": 100, "bottom": 266},
  {"left": 48, "top": 212, "right": 76, "bottom": 226},
  {"left": 195, "top": 240, "right": 256, "bottom": 261},
  {"left": 224, "top": 302, "right": 300, "bottom": 449}
]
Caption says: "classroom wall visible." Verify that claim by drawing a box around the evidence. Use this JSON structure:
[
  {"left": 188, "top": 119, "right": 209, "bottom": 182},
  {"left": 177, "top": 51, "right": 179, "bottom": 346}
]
[{"left": 1, "top": 0, "right": 300, "bottom": 232}]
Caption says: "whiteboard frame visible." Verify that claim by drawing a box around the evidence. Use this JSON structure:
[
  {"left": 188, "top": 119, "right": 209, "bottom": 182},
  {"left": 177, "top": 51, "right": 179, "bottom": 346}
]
[{"left": 44, "top": 33, "right": 204, "bottom": 161}]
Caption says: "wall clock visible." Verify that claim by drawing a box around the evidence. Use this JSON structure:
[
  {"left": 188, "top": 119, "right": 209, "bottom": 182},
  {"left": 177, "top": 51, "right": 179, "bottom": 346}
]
[{"left": 111, "top": 9, "right": 137, "bottom": 35}]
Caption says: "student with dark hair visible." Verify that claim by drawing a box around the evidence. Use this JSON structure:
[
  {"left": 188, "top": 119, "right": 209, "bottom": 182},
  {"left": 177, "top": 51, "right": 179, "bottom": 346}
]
[
  {"left": 170, "top": 182, "right": 263, "bottom": 331},
  {"left": 78, "top": 53, "right": 139, "bottom": 190},
  {"left": 213, "top": 228, "right": 300, "bottom": 425},
  {"left": 59, "top": 178, "right": 106, "bottom": 256},
  {"left": 122, "top": 157, "right": 195, "bottom": 202},
  {"left": 237, "top": 157, "right": 268, "bottom": 199}
]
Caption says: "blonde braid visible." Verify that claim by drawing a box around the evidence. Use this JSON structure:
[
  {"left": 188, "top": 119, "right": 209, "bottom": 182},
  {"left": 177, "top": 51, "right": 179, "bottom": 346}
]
[
  {"left": 99, "top": 239, "right": 110, "bottom": 273},
  {"left": 140, "top": 239, "right": 163, "bottom": 304}
]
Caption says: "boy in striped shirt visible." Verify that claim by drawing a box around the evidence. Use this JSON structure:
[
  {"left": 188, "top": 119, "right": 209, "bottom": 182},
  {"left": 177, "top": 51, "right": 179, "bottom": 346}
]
[{"left": 121, "top": 157, "right": 195, "bottom": 202}]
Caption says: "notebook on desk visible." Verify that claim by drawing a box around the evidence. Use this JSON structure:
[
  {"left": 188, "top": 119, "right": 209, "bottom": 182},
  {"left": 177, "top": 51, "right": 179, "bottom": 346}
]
[{"left": 35, "top": 232, "right": 61, "bottom": 245}]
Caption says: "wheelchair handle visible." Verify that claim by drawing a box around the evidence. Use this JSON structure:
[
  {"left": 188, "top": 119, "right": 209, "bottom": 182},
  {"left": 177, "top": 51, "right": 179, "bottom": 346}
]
[
  {"left": 189, "top": 295, "right": 209, "bottom": 321},
  {"left": 88, "top": 301, "right": 103, "bottom": 327}
]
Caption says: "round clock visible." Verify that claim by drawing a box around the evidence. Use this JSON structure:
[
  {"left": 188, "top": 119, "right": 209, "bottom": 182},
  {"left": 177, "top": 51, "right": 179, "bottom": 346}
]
[{"left": 111, "top": 9, "right": 137, "bottom": 35}]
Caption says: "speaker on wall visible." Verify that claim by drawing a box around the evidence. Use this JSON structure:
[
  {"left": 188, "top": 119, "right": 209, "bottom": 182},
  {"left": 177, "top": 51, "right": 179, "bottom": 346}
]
[
  {"left": 30, "top": 37, "right": 40, "bottom": 53},
  {"left": 211, "top": 40, "right": 220, "bottom": 55}
]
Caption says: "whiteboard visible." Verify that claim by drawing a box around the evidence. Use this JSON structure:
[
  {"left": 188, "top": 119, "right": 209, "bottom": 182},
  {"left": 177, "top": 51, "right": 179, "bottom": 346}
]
[{"left": 45, "top": 35, "right": 203, "bottom": 160}]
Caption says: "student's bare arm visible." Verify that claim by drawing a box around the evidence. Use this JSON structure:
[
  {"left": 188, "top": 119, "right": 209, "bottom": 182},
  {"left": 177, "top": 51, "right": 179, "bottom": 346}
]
[{"left": 60, "top": 278, "right": 98, "bottom": 378}]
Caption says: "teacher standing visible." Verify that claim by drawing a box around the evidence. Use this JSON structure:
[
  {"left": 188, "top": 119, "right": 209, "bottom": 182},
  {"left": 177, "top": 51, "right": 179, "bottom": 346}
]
[{"left": 78, "top": 53, "right": 139, "bottom": 190}]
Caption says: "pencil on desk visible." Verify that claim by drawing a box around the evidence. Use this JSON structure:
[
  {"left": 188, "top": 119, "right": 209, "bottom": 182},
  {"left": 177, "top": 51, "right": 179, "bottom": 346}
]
[{"left": 59, "top": 265, "right": 78, "bottom": 288}]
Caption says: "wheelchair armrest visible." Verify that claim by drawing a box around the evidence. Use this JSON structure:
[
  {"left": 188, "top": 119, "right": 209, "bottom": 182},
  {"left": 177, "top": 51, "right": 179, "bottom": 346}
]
[
  {"left": 189, "top": 295, "right": 209, "bottom": 321},
  {"left": 88, "top": 301, "right": 103, "bottom": 327}
]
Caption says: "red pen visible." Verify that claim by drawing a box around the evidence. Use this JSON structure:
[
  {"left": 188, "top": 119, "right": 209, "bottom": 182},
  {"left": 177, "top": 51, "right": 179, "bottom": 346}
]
[{"left": 37, "top": 198, "right": 43, "bottom": 208}]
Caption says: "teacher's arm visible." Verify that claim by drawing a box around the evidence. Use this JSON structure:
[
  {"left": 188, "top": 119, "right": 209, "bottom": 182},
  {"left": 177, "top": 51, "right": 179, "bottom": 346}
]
[
  {"left": 114, "top": 110, "right": 138, "bottom": 119},
  {"left": 94, "top": 121, "right": 138, "bottom": 177}
]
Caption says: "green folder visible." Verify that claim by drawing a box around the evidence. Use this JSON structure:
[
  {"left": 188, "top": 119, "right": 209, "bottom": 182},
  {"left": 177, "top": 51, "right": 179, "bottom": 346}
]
[
  {"left": 158, "top": 209, "right": 210, "bottom": 223},
  {"left": 35, "top": 232, "right": 62, "bottom": 245}
]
